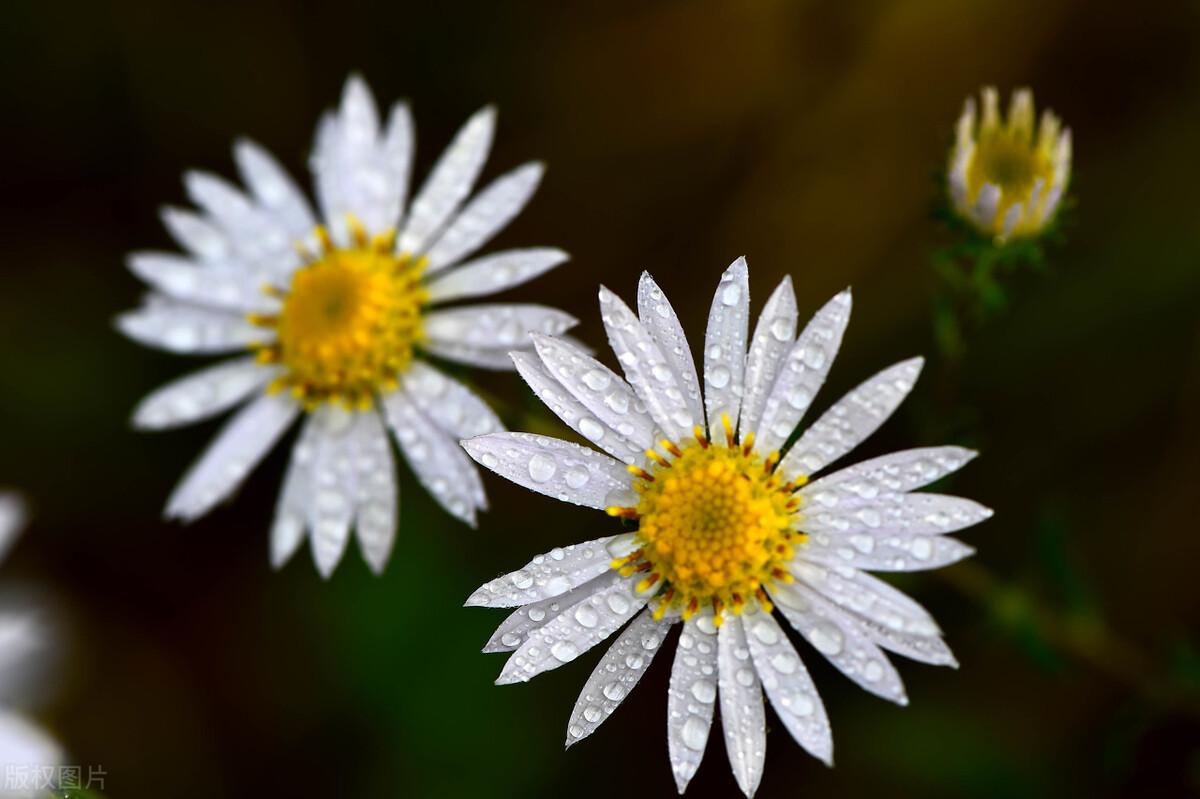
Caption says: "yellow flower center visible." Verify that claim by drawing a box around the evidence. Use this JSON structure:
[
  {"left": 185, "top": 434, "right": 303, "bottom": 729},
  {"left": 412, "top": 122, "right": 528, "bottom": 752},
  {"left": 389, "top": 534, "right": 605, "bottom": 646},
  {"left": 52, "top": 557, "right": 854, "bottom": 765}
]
[
  {"left": 250, "top": 220, "right": 427, "bottom": 410},
  {"left": 966, "top": 128, "right": 1052, "bottom": 202},
  {"left": 608, "top": 417, "right": 805, "bottom": 624}
]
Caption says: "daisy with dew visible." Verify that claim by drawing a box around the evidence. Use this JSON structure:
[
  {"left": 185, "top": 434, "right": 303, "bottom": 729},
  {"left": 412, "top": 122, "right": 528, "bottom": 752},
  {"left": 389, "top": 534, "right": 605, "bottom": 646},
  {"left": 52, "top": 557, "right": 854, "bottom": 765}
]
[
  {"left": 948, "top": 87, "right": 1071, "bottom": 242},
  {"left": 0, "top": 493, "right": 61, "bottom": 795},
  {"left": 463, "top": 260, "right": 992, "bottom": 796},
  {"left": 119, "top": 75, "right": 575, "bottom": 576}
]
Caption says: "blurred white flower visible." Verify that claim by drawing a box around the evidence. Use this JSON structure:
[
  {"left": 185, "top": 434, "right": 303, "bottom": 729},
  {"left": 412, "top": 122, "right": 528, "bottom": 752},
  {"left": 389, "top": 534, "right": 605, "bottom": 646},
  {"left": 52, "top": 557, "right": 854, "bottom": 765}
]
[
  {"left": 120, "top": 75, "right": 574, "bottom": 576},
  {"left": 463, "top": 261, "right": 991, "bottom": 796},
  {"left": 948, "top": 87, "right": 1071, "bottom": 241}
]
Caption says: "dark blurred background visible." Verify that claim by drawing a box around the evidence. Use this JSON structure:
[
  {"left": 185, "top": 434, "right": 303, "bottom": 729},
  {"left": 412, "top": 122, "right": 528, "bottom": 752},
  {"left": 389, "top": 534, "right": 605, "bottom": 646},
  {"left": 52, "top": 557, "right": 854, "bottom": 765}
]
[{"left": 1, "top": 1, "right": 1198, "bottom": 797}]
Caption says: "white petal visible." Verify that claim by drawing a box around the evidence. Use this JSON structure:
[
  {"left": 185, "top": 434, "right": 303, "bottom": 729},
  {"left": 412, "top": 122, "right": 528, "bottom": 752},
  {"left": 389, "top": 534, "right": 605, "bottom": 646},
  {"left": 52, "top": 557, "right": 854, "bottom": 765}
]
[
  {"left": 466, "top": 536, "right": 616, "bottom": 608},
  {"left": 790, "top": 560, "right": 941, "bottom": 637},
  {"left": 401, "top": 361, "right": 504, "bottom": 440},
  {"left": 353, "top": 408, "right": 398, "bottom": 574},
  {"left": 0, "top": 710, "right": 61, "bottom": 774},
  {"left": 234, "top": 137, "right": 316, "bottom": 237},
  {"left": 566, "top": 609, "right": 671, "bottom": 746},
  {"left": 425, "top": 247, "right": 569, "bottom": 304},
  {"left": 381, "top": 101, "right": 415, "bottom": 231},
  {"left": 423, "top": 304, "right": 577, "bottom": 350},
  {"left": 771, "top": 583, "right": 907, "bottom": 705},
  {"left": 483, "top": 573, "right": 617, "bottom": 652},
  {"left": 0, "top": 493, "right": 26, "bottom": 565},
  {"left": 421, "top": 339, "right": 521, "bottom": 371},
  {"left": 739, "top": 275, "right": 798, "bottom": 440},
  {"left": 399, "top": 106, "right": 496, "bottom": 253},
  {"left": 782, "top": 357, "right": 923, "bottom": 477},
  {"left": 495, "top": 575, "right": 647, "bottom": 685},
  {"left": 381, "top": 389, "right": 484, "bottom": 526},
  {"left": 271, "top": 415, "right": 319, "bottom": 570},
  {"left": 461, "top": 432, "right": 633, "bottom": 511},
  {"left": 599, "top": 286, "right": 697, "bottom": 441},
  {"left": 972, "top": 182, "right": 1000, "bottom": 228},
  {"left": 798, "top": 447, "right": 978, "bottom": 505},
  {"left": 667, "top": 615, "right": 720, "bottom": 793},
  {"left": 165, "top": 393, "right": 298, "bottom": 522},
  {"left": 117, "top": 297, "right": 265, "bottom": 354},
  {"left": 637, "top": 272, "right": 704, "bottom": 425},
  {"left": 742, "top": 609, "right": 833, "bottom": 766},
  {"left": 127, "top": 252, "right": 277, "bottom": 313},
  {"left": 184, "top": 171, "right": 295, "bottom": 264},
  {"left": 132, "top": 357, "right": 271, "bottom": 430},
  {"left": 511, "top": 351, "right": 644, "bottom": 465},
  {"left": 802, "top": 492, "right": 993, "bottom": 537},
  {"left": 306, "top": 406, "right": 361, "bottom": 577},
  {"left": 801, "top": 529, "right": 975, "bottom": 572},
  {"left": 160, "top": 206, "right": 231, "bottom": 262},
  {"left": 531, "top": 333, "right": 658, "bottom": 451},
  {"left": 704, "top": 257, "right": 751, "bottom": 441},
  {"left": 423, "top": 162, "right": 544, "bottom": 272},
  {"left": 853, "top": 615, "right": 958, "bottom": 667},
  {"left": 717, "top": 616, "right": 767, "bottom": 796},
  {"left": 756, "top": 289, "right": 852, "bottom": 455}
]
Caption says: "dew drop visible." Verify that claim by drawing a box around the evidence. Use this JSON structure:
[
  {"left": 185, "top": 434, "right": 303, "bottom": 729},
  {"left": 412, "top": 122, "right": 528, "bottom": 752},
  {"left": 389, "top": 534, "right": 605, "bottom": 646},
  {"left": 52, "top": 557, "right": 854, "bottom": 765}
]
[{"left": 528, "top": 454, "right": 557, "bottom": 483}]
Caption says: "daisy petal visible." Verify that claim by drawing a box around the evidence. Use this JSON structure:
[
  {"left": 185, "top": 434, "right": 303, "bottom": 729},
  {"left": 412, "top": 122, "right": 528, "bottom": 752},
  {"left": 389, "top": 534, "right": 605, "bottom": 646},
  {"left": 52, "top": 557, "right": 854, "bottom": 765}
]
[
  {"left": 739, "top": 275, "right": 798, "bottom": 440},
  {"left": 718, "top": 616, "right": 768, "bottom": 796},
  {"left": 667, "top": 615, "right": 720, "bottom": 793},
  {"left": 461, "top": 433, "right": 633, "bottom": 511},
  {"left": 165, "top": 393, "right": 298, "bottom": 522},
  {"left": 742, "top": 609, "right": 833, "bottom": 767},
  {"left": 233, "top": 137, "right": 316, "bottom": 237},
  {"left": 421, "top": 340, "right": 522, "bottom": 371},
  {"left": 771, "top": 583, "right": 907, "bottom": 705},
  {"left": 306, "top": 407, "right": 361, "bottom": 578},
  {"left": 802, "top": 493, "right": 993, "bottom": 537},
  {"left": 599, "top": 286, "right": 696, "bottom": 440},
  {"left": 382, "top": 389, "right": 484, "bottom": 526},
  {"left": 511, "top": 352, "right": 644, "bottom": 465},
  {"left": 756, "top": 289, "right": 852, "bottom": 456},
  {"left": 425, "top": 248, "right": 569, "bottom": 304},
  {"left": 531, "top": 333, "right": 658, "bottom": 451},
  {"left": 465, "top": 535, "right": 616, "bottom": 608},
  {"left": 132, "top": 356, "right": 272, "bottom": 430},
  {"left": 802, "top": 532, "right": 976, "bottom": 572},
  {"left": 0, "top": 710, "right": 61, "bottom": 774},
  {"left": 782, "top": 357, "right": 924, "bottom": 477},
  {"left": 798, "top": 447, "right": 978, "bottom": 503},
  {"left": 270, "top": 415, "right": 318, "bottom": 570},
  {"left": 565, "top": 609, "right": 671, "bottom": 746},
  {"left": 184, "top": 171, "right": 295, "bottom": 264},
  {"left": 856, "top": 616, "right": 958, "bottom": 667},
  {"left": 160, "top": 206, "right": 231, "bottom": 262},
  {"left": 401, "top": 361, "right": 504, "bottom": 440},
  {"left": 484, "top": 573, "right": 618, "bottom": 653},
  {"left": 380, "top": 101, "right": 415, "bottom": 231},
  {"left": 703, "top": 257, "right": 750, "bottom": 441},
  {"left": 790, "top": 560, "right": 941, "bottom": 637},
  {"left": 423, "top": 304, "right": 577, "bottom": 351},
  {"left": 399, "top": 106, "right": 496, "bottom": 253},
  {"left": 127, "top": 252, "right": 276, "bottom": 313},
  {"left": 424, "top": 162, "right": 544, "bottom": 272},
  {"left": 495, "top": 575, "right": 646, "bottom": 685},
  {"left": 637, "top": 272, "right": 704, "bottom": 424},
  {"left": 353, "top": 408, "right": 398, "bottom": 574},
  {"left": 117, "top": 298, "right": 265, "bottom": 355}
]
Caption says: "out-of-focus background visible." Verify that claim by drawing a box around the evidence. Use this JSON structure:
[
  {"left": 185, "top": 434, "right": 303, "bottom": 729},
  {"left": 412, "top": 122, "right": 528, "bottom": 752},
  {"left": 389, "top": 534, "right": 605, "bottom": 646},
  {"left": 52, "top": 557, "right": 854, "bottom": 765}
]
[{"left": 1, "top": 1, "right": 1198, "bottom": 796}]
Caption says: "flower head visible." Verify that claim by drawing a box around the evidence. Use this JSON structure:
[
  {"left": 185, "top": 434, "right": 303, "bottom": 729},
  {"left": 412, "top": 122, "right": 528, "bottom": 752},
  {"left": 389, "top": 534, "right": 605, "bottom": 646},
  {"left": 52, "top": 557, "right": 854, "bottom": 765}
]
[
  {"left": 948, "top": 87, "right": 1071, "bottom": 241},
  {"left": 463, "top": 260, "right": 992, "bottom": 796},
  {"left": 119, "top": 75, "right": 574, "bottom": 576}
]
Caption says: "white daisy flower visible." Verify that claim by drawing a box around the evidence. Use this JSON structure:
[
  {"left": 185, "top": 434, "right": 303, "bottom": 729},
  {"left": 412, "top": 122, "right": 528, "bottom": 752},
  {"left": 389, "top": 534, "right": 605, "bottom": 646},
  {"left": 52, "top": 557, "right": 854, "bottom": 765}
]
[
  {"left": 119, "top": 75, "right": 575, "bottom": 577},
  {"left": 0, "top": 493, "right": 61, "bottom": 794},
  {"left": 462, "top": 260, "right": 993, "bottom": 796},
  {"left": 948, "top": 86, "right": 1072, "bottom": 241}
]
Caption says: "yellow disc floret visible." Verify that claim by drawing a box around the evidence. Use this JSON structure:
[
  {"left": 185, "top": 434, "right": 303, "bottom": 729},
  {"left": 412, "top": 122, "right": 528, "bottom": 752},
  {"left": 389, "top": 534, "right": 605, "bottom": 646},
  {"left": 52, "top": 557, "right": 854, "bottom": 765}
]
[
  {"left": 250, "top": 217, "right": 427, "bottom": 410},
  {"left": 608, "top": 416, "right": 805, "bottom": 624}
]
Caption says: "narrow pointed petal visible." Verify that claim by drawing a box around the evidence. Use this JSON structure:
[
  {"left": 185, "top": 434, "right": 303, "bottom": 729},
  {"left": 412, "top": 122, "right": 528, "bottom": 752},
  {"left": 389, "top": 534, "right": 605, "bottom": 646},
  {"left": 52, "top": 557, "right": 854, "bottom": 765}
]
[
  {"left": 599, "top": 286, "right": 697, "bottom": 440},
  {"left": 270, "top": 416, "right": 318, "bottom": 569},
  {"left": 739, "top": 275, "right": 798, "bottom": 439},
  {"left": 423, "top": 304, "right": 576, "bottom": 352},
  {"left": 465, "top": 535, "right": 616, "bottom": 608},
  {"left": 421, "top": 339, "right": 522, "bottom": 371},
  {"left": 160, "top": 206, "right": 231, "bottom": 262},
  {"left": 399, "top": 106, "right": 496, "bottom": 253},
  {"left": 797, "top": 447, "right": 979, "bottom": 505},
  {"left": 306, "top": 407, "right": 361, "bottom": 577},
  {"left": 184, "top": 171, "right": 295, "bottom": 263},
  {"left": 165, "top": 393, "right": 298, "bottom": 522},
  {"left": 756, "top": 289, "right": 852, "bottom": 455},
  {"left": 132, "top": 357, "right": 271, "bottom": 430},
  {"left": 234, "top": 137, "right": 316, "bottom": 237},
  {"left": 495, "top": 576, "right": 647, "bottom": 685},
  {"left": 565, "top": 609, "right": 671, "bottom": 746},
  {"left": 704, "top": 257, "right": 750, "bottom": 441},
  {"left": 353, "top": 409, "right": 398, "bottom": 574},
  {"left": 424, "top": 162, "right": 544, "bottom": 272},
  {"left": 801, "top": 493, "right": 994, "bottom": 537},
  {"left": 717, "top": 617, "right": 767, "bottom": 796},
  {"left": 117, "top": 298, "right": 264, "bottom": 355},
  {"left": 484, "top": 573, "right": 618, "bottom": 652},
  {"left": 771, "top": 583, "right": 908, "bottom": 705},
  {"left": 790, "top": 560, "right": 941, "bottom": 638},
  {"left": 802, "top": 527, "right": 975, "bottom": 572},
  {"left": 381, "top": 101, "right": 415, "bottom": 229},
  {"left": 742, "top": 609, "right": 833, "bottom": 766},
  {"left": 782, "top": 357, "right": 924, "bottom": 477},
  {"left": 126, "top": 252, "right": 277, "bottom": 313},
  {"left": 667, "top": 615, "right": 720, "bottom": 793},
  {"left": 425, "top": 248, "right": 569, "bottom": 304},
  {"left": 461, "top": 432, "right": 633, "bottom": 511},
  {"left": 381, "top": 389, "right": 484, "bottom": 526},
  {"left": 636, "top": 272, "right": 703, "bottom": 424},
  {"left": 401, "top": 361, "right": 504, "bottom": 440}
]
